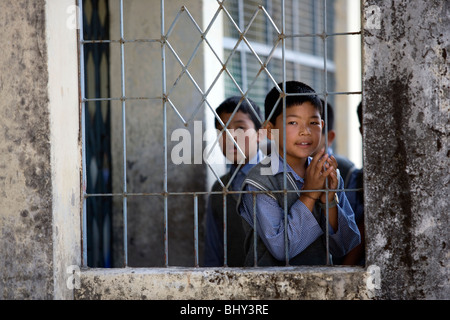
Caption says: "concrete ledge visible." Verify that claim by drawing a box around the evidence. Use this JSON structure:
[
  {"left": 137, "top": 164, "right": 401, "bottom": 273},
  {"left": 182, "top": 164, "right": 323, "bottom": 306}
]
[{"left": 75, "top": 266, "right": 371, "bottom": 300}]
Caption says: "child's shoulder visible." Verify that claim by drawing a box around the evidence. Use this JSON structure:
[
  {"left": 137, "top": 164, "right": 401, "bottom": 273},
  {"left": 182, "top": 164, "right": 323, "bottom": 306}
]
[
  {"left": 243, "top": 158, "right": 283, "bottom": 192},
  {"left": 246, "top": 157, "right": 272, "bottom": 176},
  {"left": 211, "top": 172, "right": 232, "bottom": 191}
]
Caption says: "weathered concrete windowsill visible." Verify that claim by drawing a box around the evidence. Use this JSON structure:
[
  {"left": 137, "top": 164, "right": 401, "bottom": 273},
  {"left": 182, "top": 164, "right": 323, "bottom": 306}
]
[{"left": 75, "top": 266, "right": 372, "bottom": 300}]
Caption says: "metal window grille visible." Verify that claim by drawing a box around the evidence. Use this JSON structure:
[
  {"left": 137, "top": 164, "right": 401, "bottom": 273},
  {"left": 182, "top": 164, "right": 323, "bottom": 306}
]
[
  {"left": 79, "top": 0, "right": 362, "bottom": 268},
  {"left": 223, "top": 0, "right": 336, "bottom": 108}
]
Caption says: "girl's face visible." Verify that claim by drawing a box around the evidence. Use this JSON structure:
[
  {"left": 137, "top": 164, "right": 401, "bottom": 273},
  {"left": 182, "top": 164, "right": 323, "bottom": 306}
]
[{"left": 217, "top": 111, "right": 259, "bottom": 164}]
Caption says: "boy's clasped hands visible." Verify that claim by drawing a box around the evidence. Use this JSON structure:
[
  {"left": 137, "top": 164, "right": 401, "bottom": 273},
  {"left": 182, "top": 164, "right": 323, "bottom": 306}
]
[{"left": 302, "top": 147, "right": 339, "bottom": 204}]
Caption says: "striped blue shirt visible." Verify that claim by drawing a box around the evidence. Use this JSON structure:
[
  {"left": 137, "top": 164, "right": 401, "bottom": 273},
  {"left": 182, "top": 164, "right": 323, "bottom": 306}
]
[{"left": 238, "top": 153, "right": 361, "bottom": 262}]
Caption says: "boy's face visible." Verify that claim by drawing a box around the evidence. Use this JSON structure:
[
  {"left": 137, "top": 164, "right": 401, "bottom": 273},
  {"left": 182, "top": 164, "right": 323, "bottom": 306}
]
[
  {"left": 268, "top": 102, "right": 323, "bottom": 164},
  {"left": 217, "top": 110, "right": 259, "bottom": 164}
]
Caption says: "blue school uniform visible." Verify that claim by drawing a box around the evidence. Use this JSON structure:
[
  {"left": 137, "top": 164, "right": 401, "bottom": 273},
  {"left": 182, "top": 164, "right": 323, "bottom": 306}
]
[{"left": 237, "top": 153, "right": 361, "bottom": 266}]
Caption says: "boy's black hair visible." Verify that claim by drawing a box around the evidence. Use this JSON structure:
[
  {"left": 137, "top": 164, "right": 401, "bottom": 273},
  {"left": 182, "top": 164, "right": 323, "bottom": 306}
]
[
  {"left": 264, "top": 81, "right": 322, "bottom": 125},
  {"left": 320, "top": 99, "right": 334, "bottom": 133},
  {"left": 357, "top": 102, "right": 362, "bottom": 127},
  {"left": 215, "top": 96, "right": 262, "bottom": 130}
]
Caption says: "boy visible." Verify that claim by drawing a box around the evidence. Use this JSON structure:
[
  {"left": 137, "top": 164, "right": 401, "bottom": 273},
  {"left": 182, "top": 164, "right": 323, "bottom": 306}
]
[
  {"left": 237, "top": 81, "right": 360, "bottom": 266},
  {"left": 203, "top": 96, "right": 264, "bottom": 267}
]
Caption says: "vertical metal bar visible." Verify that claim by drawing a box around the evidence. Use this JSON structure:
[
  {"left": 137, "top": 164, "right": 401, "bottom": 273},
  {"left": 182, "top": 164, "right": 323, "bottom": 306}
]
[
  {"left": 253, "top": 192, "right": 257, "bottom": 267},
  {"left": 359, "top": 0, "right": 364, "bottom": 155},
  {"left": 265, "top": 0, "right": 273, "bottom": 91},
  {"left": 194, "top": 195, "right": 199, "bottom": 267},
  {"left": 161, "top": 0, "right": 169, "bottom": 267},
  {"left": 323, "top": 0, "right": 330, "bottom": 266},
  {"left": 223, "top": 193, "right": 228, "bottom": 267},
  {"left": 292, "top": 0, "right": 300, "bottom": 79},
  {"left": 312, "top": 0, "right": 318, "bottom": 87},
  {"left": 238, "top": 0, "right": 248, "bottom": 92},
  {"left": 281, "top": 0, "right": 289, "bottom": 267},
  {"left": 78, "top": 0, "right": 88, "bottom": 268},
  {"left": 265, "top": 0, "right": 273, "bottom": 44},
  {"left": 118, "top": 0, "right": 128, "bottom": 267}
]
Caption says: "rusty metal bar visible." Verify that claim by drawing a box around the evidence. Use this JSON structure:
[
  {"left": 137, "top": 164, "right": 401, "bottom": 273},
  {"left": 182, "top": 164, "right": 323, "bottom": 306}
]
[
  {"left": 78, "top": 0, "right": 88, "bottom": 268},
  {"left": 161, "top": 0, "right": 169, "bottom": 267},
  {"left": 253, "top": 192, "right": 257, "bottom": 267},
  {"left": 223, "top": 193, "right": 228, "bottom": 267},
  {"left": 281, "top": 0, "right": 289, "bottom": 266},
  {"left": 119, "top": 0, "right": 128, "bottom": 268},
  {"left": 323, "top": 0, "right": 331, "bottom": 266},
  {"left": 194, "top": 194, "right": 199, "bottom": 267}
]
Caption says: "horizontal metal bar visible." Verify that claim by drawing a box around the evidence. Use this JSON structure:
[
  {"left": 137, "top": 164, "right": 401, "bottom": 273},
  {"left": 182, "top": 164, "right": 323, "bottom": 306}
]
[
  {"left": 81, "top": 31, "right": 360, "bottom": 45},
  {"left": 84, "top": 188, "right": 363, "bottom": 198},
  {"left": 83, "top": 96, "right": 161, "bottom": 102},
  {"left": 82, "top": 39, "right": 120, "bottom": 44},
  {"left": 82, "top": 38, "right": 161, "bottom": 44},
  {"left": 286, "top": 31, "right": 361, "bottom": 38},
  {"left": 271, "top": 91, "right": 362, "bottom": 97},
  {"left": 327, "top": 31, "right": 362, "bottom": 37},
  {"left": 326, "top": 91, "right": 362, "bottom": 95}
]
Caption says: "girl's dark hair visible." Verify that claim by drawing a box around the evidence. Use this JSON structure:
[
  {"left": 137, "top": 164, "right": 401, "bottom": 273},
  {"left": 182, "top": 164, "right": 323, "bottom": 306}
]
[
  {"left": 264, "top": 81, "right": 322, "bottom": 124},
  {"left": 215, "top": 96, "right": 262, "bottom": 130}
]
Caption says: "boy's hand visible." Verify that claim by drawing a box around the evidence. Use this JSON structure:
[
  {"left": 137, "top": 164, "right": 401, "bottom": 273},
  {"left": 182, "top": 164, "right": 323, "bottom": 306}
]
[
  {"left": 320, "top": 155, "right": 339, "bottom": 203},
  {"left": 328, "top": 155, "right": 338, "bottom": 172},
  {"left": 302, "top": 148, "right": 332, "bottom": 199}
]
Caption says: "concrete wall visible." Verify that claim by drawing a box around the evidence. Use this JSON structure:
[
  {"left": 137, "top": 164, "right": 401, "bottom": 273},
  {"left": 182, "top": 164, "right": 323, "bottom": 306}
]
[
  {"left": 0, "top": 0, "right": 448, "bottom": 300},
  {"left": 0, "top": 0, "right": 81, "bottom": 299},
  {"left": 362, "top": 0, "right": 449, "bottom": 299},
  {"left": 76, "top": 0, "right": 449, "bottom": 300},
  {"left": 0, "top": 0, "right": 53, "bottom": 299},
  {"left": 75, "top": 266, "right": 371, "bottom": 300}
]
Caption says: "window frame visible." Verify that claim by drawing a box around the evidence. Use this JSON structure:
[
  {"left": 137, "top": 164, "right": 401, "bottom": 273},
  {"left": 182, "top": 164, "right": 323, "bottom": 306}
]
[{"left": 78, "top": 0, "right": 364, "bottom": 270}]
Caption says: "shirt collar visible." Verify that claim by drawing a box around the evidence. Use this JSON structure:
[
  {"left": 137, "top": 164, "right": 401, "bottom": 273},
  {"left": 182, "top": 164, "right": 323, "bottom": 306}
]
[{"left": 269, "top": 149, "right": 312, "bottom": 182}]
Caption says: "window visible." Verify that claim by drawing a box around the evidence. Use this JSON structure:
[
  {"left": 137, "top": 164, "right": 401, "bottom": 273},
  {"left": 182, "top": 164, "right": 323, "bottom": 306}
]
[
  {"left": 223, "top": 0, "right": 336, "bottom": 108},
  {"left": 80, "top": 0, "right": 363, "bottom": 268}
]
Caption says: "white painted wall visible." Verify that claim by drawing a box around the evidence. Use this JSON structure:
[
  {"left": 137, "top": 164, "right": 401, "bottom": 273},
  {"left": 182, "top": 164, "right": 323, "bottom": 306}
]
[
  {"left": 334, "top": 0, "right": 362, "bottom": 168},
  {"left": 46, "top": 0, "right": 82, "bottom": 299}
]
